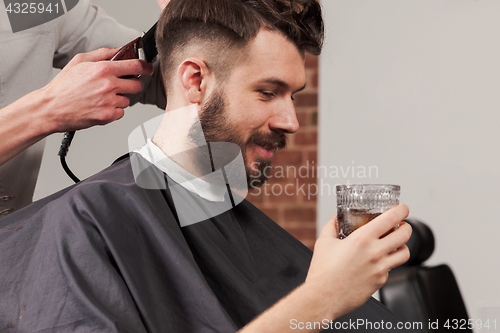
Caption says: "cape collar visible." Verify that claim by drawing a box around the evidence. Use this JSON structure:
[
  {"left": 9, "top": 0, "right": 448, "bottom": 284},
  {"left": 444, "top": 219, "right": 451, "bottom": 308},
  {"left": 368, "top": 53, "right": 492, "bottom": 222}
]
[{"left": 135, "top": 139, "right": 226, "bottom": 203}]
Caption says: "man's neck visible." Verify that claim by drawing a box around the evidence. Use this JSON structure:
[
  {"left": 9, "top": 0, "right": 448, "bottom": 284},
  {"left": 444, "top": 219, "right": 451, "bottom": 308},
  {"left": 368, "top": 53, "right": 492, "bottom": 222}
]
[{"left": 152, "top": 104, "right": 210, "bottom": 178}]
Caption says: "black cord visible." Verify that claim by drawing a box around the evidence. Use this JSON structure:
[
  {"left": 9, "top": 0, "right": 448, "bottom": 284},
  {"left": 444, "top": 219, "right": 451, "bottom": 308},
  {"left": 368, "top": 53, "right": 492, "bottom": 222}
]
[
  {"left": 60, "top": 154, "right": 80, "bottom": 183},
  {"left": 58, "top": 131, "right": 80, "bottom": 183}
]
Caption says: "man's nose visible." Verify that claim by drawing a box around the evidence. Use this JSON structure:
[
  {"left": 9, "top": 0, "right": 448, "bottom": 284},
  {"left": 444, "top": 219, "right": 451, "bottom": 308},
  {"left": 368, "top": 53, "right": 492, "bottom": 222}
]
[{"left": 268, "top": 101, "right": 300, "bottom": 134}]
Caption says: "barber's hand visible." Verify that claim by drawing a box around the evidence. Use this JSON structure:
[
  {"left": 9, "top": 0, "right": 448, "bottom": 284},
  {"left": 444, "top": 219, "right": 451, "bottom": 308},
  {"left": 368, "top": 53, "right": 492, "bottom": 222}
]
[
  {"left": 157, "top": 0, "right": 171, "bottom": 10},
  {"left": 41, "top": 48, "right": 153, "bottom": 133},
  {"left": 305, "top": 204, "right": 411, "bottom": 318}
]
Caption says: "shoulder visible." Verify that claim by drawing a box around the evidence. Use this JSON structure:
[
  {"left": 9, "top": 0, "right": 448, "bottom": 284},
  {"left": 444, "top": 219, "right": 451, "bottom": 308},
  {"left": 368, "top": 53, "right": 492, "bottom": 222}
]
[
  {"left": 58, "top": 155, "right": 157, "bottom": 215},
  {"left": 2, "top": 155, "right": 160, "bottom": 229}
]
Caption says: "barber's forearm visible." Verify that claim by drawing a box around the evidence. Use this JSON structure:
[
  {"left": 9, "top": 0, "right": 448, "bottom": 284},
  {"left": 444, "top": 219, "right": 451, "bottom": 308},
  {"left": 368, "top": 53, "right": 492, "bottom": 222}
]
[
  {"left": 0, "top": 88, "right": 55, "bottom": 166},
  {"left": 239, "top": 283, "right": 341, "bottom": 333},
  {"left": 0, "top": 47, "right": 155, "bottom": 167}
]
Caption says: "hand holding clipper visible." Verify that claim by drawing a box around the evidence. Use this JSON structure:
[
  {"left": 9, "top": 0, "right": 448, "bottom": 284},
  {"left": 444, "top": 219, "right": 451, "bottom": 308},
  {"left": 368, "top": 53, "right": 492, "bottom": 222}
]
[{"left": 58, "top": 23, "right": 158, "bottom": 183}]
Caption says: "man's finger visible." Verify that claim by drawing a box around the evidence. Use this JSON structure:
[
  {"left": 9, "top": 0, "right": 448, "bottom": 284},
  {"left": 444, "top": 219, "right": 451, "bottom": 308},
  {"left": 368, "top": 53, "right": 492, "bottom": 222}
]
[
  {"left": 108, "top": 59, "right": 154, "bottom": 77},
  {"left": 380, "top": 221, "right": 412, "bottom": 254},
  {"left": 319, "top": 213, "right": 337, "bottom": 239},
  {"left": 114, "top": 95, "right": 131, "bottom": 110},
  {"left": 365, "top": 204, "right": 409, "bottom": 238},
  {"left": 72, "top": 48, "right": 121, "bottom": 65},
  {"left": 385, "top": 244, "right": 411, "bottom": 270},
  {"left": 115, "top": 77, "right": 144, "bottom": 95}
]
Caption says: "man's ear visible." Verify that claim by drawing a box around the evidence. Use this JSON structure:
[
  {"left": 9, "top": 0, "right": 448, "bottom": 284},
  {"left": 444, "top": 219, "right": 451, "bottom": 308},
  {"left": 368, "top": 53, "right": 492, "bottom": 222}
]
[{"left": 178, "top": 58, "right": 211, "bottom": 105}]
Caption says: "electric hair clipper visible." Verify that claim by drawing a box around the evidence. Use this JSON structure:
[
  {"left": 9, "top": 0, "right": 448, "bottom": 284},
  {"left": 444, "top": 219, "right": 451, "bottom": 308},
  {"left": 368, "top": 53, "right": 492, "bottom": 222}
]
[{"left": 59, "top": 22, "right": 158, "bottom": 183}]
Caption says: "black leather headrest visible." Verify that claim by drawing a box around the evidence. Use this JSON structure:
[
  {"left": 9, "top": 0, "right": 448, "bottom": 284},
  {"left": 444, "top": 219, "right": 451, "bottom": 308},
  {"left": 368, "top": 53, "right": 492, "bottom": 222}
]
[{"left": 403, "top": 218, "right": 435, "bottom": 266}]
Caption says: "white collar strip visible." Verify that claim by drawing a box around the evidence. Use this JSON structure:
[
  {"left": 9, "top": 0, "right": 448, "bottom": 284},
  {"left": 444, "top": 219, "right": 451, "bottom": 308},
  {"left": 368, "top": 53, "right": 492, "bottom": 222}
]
[{"left": 135, "top": 139, "right": 226, "bottom": 202}]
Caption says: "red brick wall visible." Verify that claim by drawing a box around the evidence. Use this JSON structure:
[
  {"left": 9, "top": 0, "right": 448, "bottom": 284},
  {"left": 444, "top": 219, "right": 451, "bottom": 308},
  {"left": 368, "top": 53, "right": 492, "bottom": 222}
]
[{"left": 247, "top": 54, "right": 319, "bottom": 250}]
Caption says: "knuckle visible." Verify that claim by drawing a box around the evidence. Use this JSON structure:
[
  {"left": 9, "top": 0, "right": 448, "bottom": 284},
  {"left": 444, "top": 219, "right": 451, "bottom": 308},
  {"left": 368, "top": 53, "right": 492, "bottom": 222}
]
[
  {"left": 95, "top": 48, "right": 113, "bottom": 60},
  {"left": 96, "top": 108, "right": 115, "bottom": 122},
  {"left": 370, "top": 251, "right": 383, "bottom": 264},
  {"left": 373, "top": 268, "right": 389, "bottom": 289},
  {"left": 378, "top": 264, "right": 389, "bottom": 278},
  {"left": 384, "top": 206, "right": 408, "bottom": 226},
  {"left": 115, "top": 108, "right": 125, "bottom": 120},
  {"left": 402, "top": 247, "right": 411, "bottom": 262},
  {"left": 379, "top": 271, "right": 389, "bottom": 286},
  {"left": 95, "top": 63, "right": 112, "bottom": 77},
  {"left": 396, "top": 204, "right": 410, "bottom": 220},
  {"left": 99, "top": 79, "right": 115, "bottom": 94},
  {"left": 350, "top": 233, "right": 368, "bottom": 249},
  {"left": 122, "top": 95, "right": 131, "bottom": 107},
  {"left": 396, "top": 223, "right": 411, "bottom": 243},
  {"left": 72, "top": 53, "right": 86, "bottom": 63},
  {"left": 402, "top": 203, "right": 410, "bottom": 216},
  {"left": 404, "top": 224, "right": 412, "bottom": 240}
]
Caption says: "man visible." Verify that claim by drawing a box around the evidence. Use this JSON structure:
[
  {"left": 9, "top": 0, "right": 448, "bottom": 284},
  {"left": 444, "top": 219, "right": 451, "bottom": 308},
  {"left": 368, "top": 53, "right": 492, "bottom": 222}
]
[
  {"left": 0, "top": 0, "right": 415, "bottom": 332},
  {"left": 0, "top": 0, "right": 168, "bottom": 217}
]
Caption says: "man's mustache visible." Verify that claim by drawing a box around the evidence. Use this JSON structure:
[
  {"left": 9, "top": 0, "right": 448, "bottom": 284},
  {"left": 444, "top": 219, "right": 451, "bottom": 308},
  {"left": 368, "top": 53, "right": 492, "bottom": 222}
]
[{"left": 246, "top": 131, "right": 287, "bottom": 151}]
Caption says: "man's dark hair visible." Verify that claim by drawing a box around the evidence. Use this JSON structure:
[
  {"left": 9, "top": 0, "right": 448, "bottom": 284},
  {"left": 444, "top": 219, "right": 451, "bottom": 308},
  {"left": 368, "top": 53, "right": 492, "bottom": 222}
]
[{"left": 156, "top": 0, "right": 324, "bottom": 92}]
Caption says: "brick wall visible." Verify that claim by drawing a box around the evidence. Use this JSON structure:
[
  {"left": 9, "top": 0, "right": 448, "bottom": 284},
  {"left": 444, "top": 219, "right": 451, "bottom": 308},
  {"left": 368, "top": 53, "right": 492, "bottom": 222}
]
[{"left": 247, "top": 54, "right": 319, "bottom": 250}]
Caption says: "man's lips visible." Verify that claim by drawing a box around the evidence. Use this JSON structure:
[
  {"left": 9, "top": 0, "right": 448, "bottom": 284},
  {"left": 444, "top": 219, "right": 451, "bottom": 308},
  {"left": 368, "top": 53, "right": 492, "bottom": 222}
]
[{"left": 253, "top": 143, "right": 275, "bottom": 160}]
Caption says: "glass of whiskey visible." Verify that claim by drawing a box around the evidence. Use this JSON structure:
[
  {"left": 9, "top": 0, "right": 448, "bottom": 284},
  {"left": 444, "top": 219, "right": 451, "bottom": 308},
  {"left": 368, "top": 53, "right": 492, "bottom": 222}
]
[{"left": 336, "top": 184, "right": 400, "bottom": 239}]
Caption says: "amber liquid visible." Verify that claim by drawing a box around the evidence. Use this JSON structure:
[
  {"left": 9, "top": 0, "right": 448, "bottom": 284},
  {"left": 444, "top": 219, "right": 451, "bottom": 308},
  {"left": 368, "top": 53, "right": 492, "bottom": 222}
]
[{"left": 337, "top": 208, "right": 381, "bottom": 239}]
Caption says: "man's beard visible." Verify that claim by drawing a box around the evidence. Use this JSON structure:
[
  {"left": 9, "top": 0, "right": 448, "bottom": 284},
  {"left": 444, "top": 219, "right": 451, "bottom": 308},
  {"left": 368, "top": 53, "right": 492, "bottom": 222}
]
[{"left": 189, "top": 90, "right": 287, "bottom": 189}]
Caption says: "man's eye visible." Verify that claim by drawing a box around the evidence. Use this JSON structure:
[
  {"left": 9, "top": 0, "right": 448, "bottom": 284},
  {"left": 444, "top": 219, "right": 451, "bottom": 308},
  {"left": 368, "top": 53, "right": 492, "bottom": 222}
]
[{"left": 259, "top": 91, "right": 275, "bottom": 99}]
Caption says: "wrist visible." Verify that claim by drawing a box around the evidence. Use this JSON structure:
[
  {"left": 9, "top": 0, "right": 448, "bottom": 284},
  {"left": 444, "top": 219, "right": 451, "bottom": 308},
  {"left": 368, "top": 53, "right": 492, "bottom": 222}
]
[
  {"left": 32, "top": 85, "right": 62, "bottom": 135},
  {"left": 299, "top": 281, "right": 342, "bottom": 321},
  {"left": 0, "top": 87, "right": 58, "bottom": 165}
]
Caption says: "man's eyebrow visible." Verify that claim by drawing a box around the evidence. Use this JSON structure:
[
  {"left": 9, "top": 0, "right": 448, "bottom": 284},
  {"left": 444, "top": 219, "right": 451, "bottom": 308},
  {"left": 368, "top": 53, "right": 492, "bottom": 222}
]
[{"left": 257, "top": 78, "right": 307, "bottom": 94}]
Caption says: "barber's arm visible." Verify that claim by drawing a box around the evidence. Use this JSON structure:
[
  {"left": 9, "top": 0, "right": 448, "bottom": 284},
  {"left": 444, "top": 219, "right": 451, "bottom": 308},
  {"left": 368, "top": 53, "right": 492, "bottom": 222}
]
[
  {"left": 0, "top": 48, "right": 152, "bottom": 166},
  {"left": 53, "top": 0, "right": 167, "bottom": 109},
  {"left": 239, "top": 204, "right": 412, "bottom": 333},
  {"left": 0, "top": 0, "right": 168, "bottom": 167}
]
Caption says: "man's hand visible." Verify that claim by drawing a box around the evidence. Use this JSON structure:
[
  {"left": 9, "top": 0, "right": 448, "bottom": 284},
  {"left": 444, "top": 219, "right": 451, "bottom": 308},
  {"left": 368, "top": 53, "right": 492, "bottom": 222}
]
[
  {"left": 239, "top": 204, "right": 411, "bottom": 333},
  {"left": 305, "top": 204, "right": 412, "bottom": 319},
  {"left": 41, "top": 48, "right": 154, "bottom": 133},
  {"left": 157, "top": 0, "right": 171, "bottom": 11}
]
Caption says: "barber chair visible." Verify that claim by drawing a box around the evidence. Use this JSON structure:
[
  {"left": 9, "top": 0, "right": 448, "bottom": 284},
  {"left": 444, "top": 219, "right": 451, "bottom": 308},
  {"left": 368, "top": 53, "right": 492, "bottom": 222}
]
[{"left": 379, "top": 219, "right": 472, "bottom": 333}]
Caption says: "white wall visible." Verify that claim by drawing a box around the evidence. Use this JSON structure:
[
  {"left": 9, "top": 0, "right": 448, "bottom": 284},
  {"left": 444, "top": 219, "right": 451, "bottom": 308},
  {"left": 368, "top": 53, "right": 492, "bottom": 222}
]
[
  {"left": 319, "top": 0, "right": 500, "bottom": 325},
  {"left": 34, "top": 0, "right": 164, "bottom": 199}
]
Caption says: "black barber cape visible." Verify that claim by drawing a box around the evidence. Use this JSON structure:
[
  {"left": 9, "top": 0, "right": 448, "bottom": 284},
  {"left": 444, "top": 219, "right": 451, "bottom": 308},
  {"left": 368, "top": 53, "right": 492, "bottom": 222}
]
[{"left": 0, "top": 154, "right": 418, "bottom": 332}]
